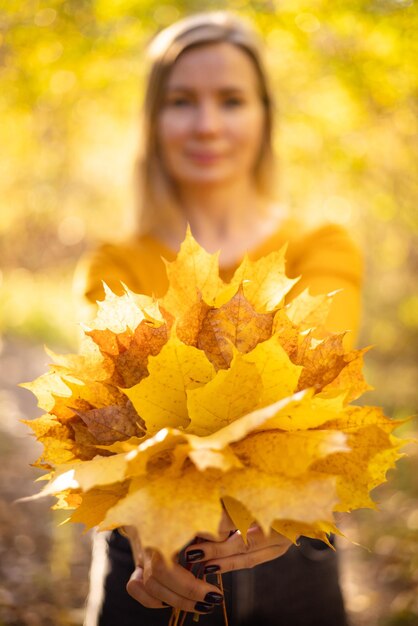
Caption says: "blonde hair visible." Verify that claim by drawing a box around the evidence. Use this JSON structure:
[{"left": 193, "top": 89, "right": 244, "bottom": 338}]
[{"left": 136, "top": 11, "right": 276, "bottom": 237}]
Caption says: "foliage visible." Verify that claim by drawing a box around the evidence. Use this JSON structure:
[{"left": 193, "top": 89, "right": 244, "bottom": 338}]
[{"left": 23, "top": 231, "right": 405, "bottom": 562}]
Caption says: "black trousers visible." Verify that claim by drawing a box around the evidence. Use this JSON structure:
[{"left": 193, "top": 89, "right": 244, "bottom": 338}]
[{"left": 85, "top": 531, "right": 349, "bottom": 626}]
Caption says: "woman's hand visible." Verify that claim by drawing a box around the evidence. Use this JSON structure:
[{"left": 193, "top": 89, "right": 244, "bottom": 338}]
[
  {"left": 184, "top": 524, "right": 292, "bottom": 574},
  {"left": 127, "top": 550, "right": 226, "bottom": 614},
  {"left": 125, "top": 513, "right": 292, "bottom": 613}
]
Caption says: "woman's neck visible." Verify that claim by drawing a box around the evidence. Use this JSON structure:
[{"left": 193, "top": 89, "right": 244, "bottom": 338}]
[
  {"left": 178, "top": 179, "right": 267, "bottom": 252},
  {"left": 153, "top": 179, "right": 284, "bottom": 267}
]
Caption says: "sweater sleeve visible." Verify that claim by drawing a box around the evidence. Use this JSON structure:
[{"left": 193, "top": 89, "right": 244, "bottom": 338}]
[
  {"left": 285, "top": 224, "right": 363, "bottom": 349},
  {"left": 72, "top": 241, "right": 146, "bottom": 324},
  {"left": 74, "top": 243, "right": 141, "bottom": 303}
]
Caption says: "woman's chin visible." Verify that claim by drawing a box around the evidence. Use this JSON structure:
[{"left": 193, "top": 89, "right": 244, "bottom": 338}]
[{"left": 176, "top": 171, "right": 239, "bottom": 188}]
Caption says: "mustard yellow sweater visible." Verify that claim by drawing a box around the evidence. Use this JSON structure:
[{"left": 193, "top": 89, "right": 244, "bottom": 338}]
[{"left": 75, "top": 220, "right": 363, "bottom": 348}]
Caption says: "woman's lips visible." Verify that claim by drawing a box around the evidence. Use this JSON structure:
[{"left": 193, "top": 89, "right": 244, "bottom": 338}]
[{"left": 186, "top": 151, "right": 224, "bottom": 164}]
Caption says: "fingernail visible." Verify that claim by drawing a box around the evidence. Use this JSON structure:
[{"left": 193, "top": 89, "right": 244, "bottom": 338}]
[
  {"left": 186, "top": 549, "right": 205, "bottom": 562},
  {"left": 204, "top": 564, "right": 220, "bottom": 574},
  {"left": 204, "top": 592, "right": 223, "bottom": 604},
  {"left": 195, "top": 602, "right": 214, "bottom": 613},
  {"left": 162, "top": 602, "right": 170, "bottom": 607}
]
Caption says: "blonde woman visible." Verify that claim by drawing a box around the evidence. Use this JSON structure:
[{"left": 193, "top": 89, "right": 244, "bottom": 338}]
[{"left": 77, "top": 12, "right": 361, "bottom": 626}]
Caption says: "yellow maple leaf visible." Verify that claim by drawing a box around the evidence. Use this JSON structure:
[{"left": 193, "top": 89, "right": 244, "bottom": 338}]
[
  {"left": 186, "top": 351, "right": 261, "bottom": 435},
  {"left": 70, "top": 484, "right": 129, "bottom": 529},
  {"left": 188, "top": 447, "right": 243, "bottom": 472},
  {"left": 256, "top": 390, "right": 346, "bottom": 431},
  {"left": 162, "top": 226, "right": 225, "bottom": 316},
  {"left": 323, "top": 347, "right": 373, "bottom": 402},
  {"left": 52, "top": 490, "right": 82, "bottom": 511},
  {"left": 285, "top": 288, "right": 334, "bottom": 330},
  {"left": 125, "top": 428, "right": 188, "bottom": 477},
  {"left": 22, "top": 415, "right": 81, "bottom": 467},
  {"left": 32, "top": 452, "right": 129, "bottom": 498},
  {"left": 45, "top": 343, "right": 113, "bottom": 383},
  {"left": 271, "top": 519, "right": 341, "bottom": 546},
  {"left": 321, "top": 404, "right": 405, "bottom": 434},
  {"left": 232, "top": 429, "right": 348, "bottom": 477},
  {"left": 312, "top": 423, "right": 402, "bottom": 511},
  {"left": 51, "top": 379, "right": 126, "bottom": 425},
  {"left": 221, "top": 496, "right": 255, "bottom": 539},
  {"left": 243, "top": 333, "right": 302, "bottom": 406},
  {"left": 20, "top": 372, "right": 73, "bottom": 412},
  {"left": 100, "top": 468, "right": 223, "bottom": 562},
  {"left": 228, "top": 245, "right": 299, "bottom": 311},
  {"left": 124, "top": 333, "right": 215, "bottom": 434},
  {"left": 220, "top": 468, "right": 338, "bottom": 536},
  {"left": 89, "top": 283, "right": 163, "bottom": 333}
]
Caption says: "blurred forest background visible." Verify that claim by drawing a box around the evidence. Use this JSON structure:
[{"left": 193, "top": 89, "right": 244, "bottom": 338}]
[{"left": 0, "top": 0, "right": 417, "bottom": 625}]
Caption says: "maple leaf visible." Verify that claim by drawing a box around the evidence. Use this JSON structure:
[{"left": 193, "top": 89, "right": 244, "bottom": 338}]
[
  {"left": 271, "top": 519, "right": 341, "bottom": 546},
  {"left": 70, "top": 484, "right": 129, "bottom": 529},
  {"left": 87, "top": 318, "right": 169, "bottom": 388},
  {"left": 89, "top": 283, "right": 163, "bottom": 333},
  {"left": 197, "top": 284, "right": 274, "bottom": 369},
  {"left": 220, "top": 468, "right": 338, "bottom": 537},
  {"left": 271, "top": 309, "right": 300, "bottom": 358},
  {"left": 162, "top": 226, "right": 225, "bottom": 316},
  {"left": 243, "top": 334, "right": 302, "bottom": 406},
  {"left": 29, "top": 452, "right": 129, "bottom": 498},
  {"left": 21, "top": 229, "right": 409, "bottom": 560},
  {"left": 285, "top": 288, "right": 334, "bottom": 331},
  {"left": 323, "top": 347, "right": 373, "bottom": 402},
  {"left": 254, "top": 390, "right": 346, "bottom": 431},
  {"left": 228, "top": 245, "right": 299, "bottom": 311},
  {"left": 186, "top": 351, "right": 262, "bottom": 435},
  {"left": 314, "top": 419, "right": 405, "bottom": 511},
  {"left": 76, "top": 400, "right": 144, "bottom": 445},
  {"left": 52, "top": 490, "right": 82, "bottom": 511},
  {"left": 22, "top": 415, "right": 80, "bottom": 467},
  {"left": 45, "top": 343, "right": 113, "bottom": 383},
  {"left": 295, "top": 332, "right": 348, "bottom": 391},
  {"left": 124, "top": 333, "right": 215, "bottom": 434},
  {"left": 20, "top": 372, "right": 74, "bottom": 413},
  {"left": 100, "top": 468, "right": 223, "bottom": 562},
  {"left": 175, "top": 293, "right": 212, "bottom": 347},
  {"left": 232, "top": 430, "right": 348, "bottom": 477}
]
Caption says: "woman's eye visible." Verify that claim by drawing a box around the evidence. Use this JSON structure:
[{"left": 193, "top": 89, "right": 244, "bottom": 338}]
[
  {"left": 167, "top": 97, "right": 192, "bottom": 107},
  {"left": 223, "top": 97, "right": 244, "bottom": 108}
]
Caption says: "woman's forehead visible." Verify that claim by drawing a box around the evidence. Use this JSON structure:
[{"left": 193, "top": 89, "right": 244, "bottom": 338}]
[{"left": 166, "top": 42, "right": 259, "bottom": 91}]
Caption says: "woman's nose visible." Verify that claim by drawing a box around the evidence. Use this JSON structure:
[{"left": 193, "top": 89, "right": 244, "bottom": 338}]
[{"left": 193, "top": 101, "right": 221, "bottom": 135}]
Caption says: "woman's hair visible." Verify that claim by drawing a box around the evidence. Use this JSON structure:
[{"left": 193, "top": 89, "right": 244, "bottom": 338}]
[{"left": 135, "top": 11, "right": 276, "bottom": 237}]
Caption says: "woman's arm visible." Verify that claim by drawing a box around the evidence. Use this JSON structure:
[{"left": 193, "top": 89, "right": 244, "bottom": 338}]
[{"left": 286, "top": 223, "right": 363, "bottom": 349}]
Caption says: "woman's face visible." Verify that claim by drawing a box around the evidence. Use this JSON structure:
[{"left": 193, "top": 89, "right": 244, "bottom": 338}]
[{"left": 157, "top": 42, "right": 266, "bottom": 190}]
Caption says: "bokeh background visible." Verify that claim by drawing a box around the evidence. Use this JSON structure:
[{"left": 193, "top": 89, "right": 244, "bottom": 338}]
[{"left": 1, "top": 1, "right": 417, "bottom": 625}]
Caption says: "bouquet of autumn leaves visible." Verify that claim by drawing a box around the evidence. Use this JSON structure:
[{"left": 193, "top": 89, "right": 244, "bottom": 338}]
[{"left": 23, "top": 230, "right": 404, "bottom": 561}]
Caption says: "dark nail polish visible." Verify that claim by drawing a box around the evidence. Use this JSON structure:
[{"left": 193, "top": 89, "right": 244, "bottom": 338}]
[
  {"left": 195, "top": 601, "right": 214, "bottom": 613},
  {"left": 204, "top": 564, "right": 220, "bottom": 574},
  {"left": 186, "top": 549, "right": 205, "bottom": 562},
  {"left": 204, "top": 592, "right": 223, "bottom": 604}
]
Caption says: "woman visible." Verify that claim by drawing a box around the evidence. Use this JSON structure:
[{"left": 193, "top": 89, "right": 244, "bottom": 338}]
[{"left": 76, "top": 11, "right": 362, "bottom": 626}]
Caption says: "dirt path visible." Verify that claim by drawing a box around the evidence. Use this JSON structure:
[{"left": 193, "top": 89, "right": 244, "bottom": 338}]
[{"left": 0, "top": 338, "right": 90, "bottom": 626}]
